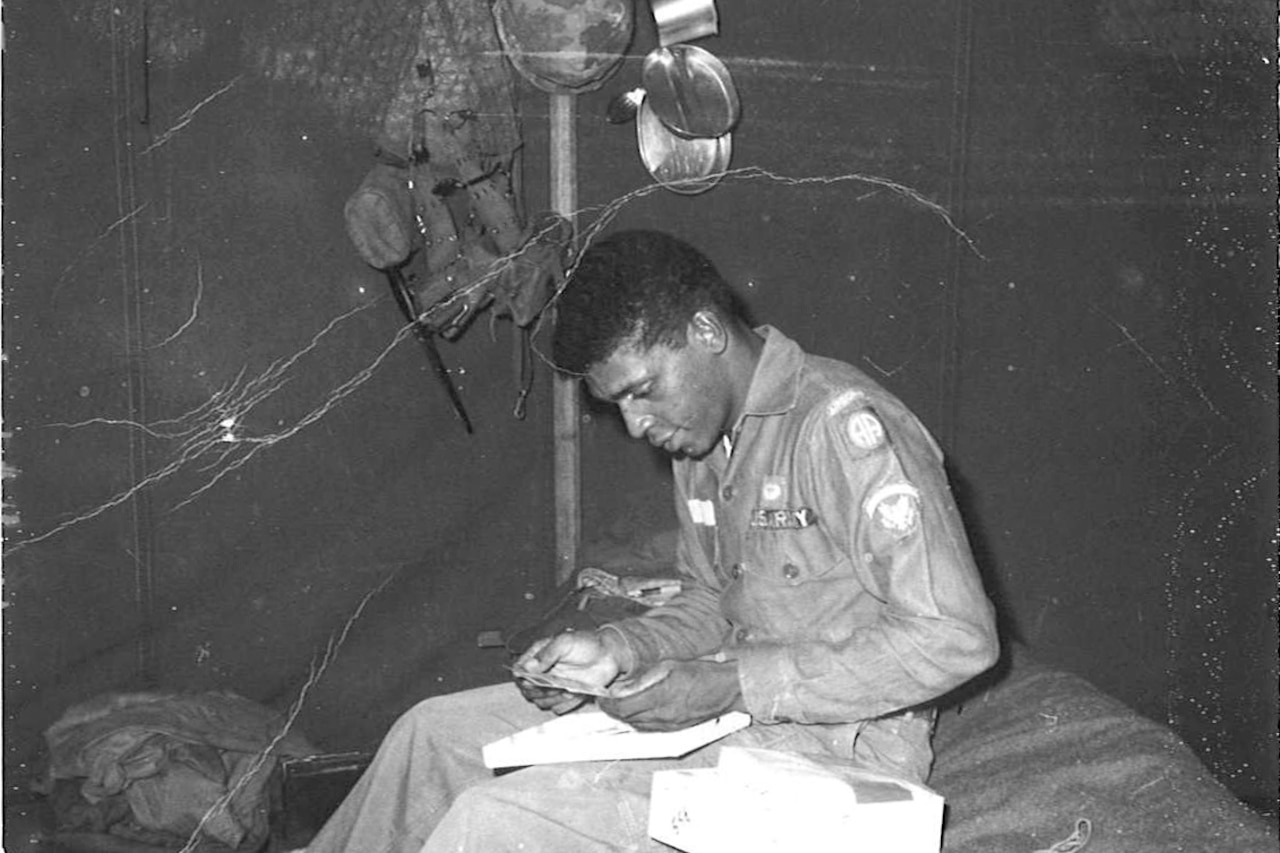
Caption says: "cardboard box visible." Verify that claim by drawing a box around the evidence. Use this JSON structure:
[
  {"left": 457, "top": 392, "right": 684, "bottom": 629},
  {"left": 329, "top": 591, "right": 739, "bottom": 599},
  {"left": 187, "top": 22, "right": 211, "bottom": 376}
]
[{"left": 648, "top": 747, "right": 944, "bottom": 853}]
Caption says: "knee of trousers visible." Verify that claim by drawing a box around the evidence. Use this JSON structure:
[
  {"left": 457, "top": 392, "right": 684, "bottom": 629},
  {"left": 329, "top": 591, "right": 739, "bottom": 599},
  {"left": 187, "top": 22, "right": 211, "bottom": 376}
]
[{"left": 384, "top": 694, "right": 468, "bottom": 744}]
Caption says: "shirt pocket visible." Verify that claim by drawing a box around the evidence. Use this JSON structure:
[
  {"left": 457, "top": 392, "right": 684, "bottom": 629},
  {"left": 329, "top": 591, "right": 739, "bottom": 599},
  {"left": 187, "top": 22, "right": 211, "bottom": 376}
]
[
  {"left": 743, "top": 523, "right": 852, "bottom": 585},
  {"left": 734, "top": 527, "right": 871, "bottom": 642}
]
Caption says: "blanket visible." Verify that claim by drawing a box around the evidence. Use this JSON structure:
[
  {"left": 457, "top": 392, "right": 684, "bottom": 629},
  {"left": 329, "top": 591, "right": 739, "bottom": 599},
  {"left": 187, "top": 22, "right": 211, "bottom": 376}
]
[{"left": 930, "top": 651, "right": 1277, "bottom": 852}]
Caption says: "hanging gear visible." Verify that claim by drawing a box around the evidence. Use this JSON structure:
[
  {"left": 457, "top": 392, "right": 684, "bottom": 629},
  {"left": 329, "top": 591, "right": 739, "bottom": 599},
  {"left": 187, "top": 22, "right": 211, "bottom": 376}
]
[
  {"left": 494, "top": 211, "right": 574, "bottom": 328},
  {"left": 386, "top": 266, "right": 474, "bottom": 434},
  {"left": 343, "top": 159, "right": 419, "bottom": 270},
  {"left": 342, "top": 133, "right": 573, "bottom": 422},
  {"left": 321, "top": 0, "right": 581, "bottom": 420}
]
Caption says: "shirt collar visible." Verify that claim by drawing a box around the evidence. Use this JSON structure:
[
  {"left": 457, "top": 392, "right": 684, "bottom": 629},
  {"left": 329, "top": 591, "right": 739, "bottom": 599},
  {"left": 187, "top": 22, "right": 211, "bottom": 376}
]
[{"left": 739, "top": 325, "right": 804, "bottom": 420}]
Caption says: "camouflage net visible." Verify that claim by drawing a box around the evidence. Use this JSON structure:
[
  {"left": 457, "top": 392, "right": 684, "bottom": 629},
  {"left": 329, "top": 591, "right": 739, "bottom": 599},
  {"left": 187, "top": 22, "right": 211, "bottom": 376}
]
[
  {"left": 246, "top": 0, "right": 520, "bottom": 160},
  {"left": 67, "top": 0, "right": 568, "bottom": 384},
  {"left": 68, "top": 0, "right": 520, "bottom": 160},
  {"left": 64, "top": 0, "right": 214, "bottom": 68}
]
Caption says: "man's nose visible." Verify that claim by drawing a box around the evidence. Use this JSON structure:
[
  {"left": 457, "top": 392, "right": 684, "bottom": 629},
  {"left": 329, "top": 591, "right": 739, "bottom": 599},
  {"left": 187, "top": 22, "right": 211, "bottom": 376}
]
[{"left": 619, "top": 401, "right": 653, "bottom": 440}]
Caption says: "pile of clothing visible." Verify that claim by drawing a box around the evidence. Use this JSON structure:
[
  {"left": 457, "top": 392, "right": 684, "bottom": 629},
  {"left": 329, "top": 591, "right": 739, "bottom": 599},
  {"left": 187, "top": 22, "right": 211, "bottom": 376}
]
[{"left": 38, "top": 690, "right": 318, "bottom": 851}]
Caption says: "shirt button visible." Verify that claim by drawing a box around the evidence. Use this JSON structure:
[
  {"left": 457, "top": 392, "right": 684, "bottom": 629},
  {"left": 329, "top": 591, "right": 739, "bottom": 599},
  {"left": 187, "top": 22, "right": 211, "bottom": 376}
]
[
  {"left": 729, "top": 563, "right": 743, "bottom": 579},
  {"left": 782, "top": 563, "right": 800, "bottom": 580},
  {"left": 721, "top": 485, "right": 735, "bottom": 501},
  {"left": 863, "top": 552, "right": 874, "bottom": 563},
  {"left": 735, "top": 627, "right": 751, "bottom": 643}
]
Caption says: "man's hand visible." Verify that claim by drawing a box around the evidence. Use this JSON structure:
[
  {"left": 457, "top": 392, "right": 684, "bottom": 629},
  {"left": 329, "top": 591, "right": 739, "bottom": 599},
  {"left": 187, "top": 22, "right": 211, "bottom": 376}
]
[
  {"left": 514, "top": 679, "right": 588, "bottom": 715},
  {"left": 511, "top": 630, "right": 625, "bottom": 714},
  {"left": 599, "top": 660, "right": 746, "bottom": 732}
]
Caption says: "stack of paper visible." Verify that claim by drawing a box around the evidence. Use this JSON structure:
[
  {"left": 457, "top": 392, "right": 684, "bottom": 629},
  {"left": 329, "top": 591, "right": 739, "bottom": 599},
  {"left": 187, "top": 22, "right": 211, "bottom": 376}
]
[{"left": 481, "top": 710, "right": 751, "bottom": 769}]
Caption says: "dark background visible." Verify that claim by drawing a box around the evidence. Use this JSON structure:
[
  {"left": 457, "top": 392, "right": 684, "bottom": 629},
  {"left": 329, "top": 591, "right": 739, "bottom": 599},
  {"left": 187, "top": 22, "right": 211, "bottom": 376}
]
[{"left": 3, "top": 0, "right": 1275, "bottom": 819}]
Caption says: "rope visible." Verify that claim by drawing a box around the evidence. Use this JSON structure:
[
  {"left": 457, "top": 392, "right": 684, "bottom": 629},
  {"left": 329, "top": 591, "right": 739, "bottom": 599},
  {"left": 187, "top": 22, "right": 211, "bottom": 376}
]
[{"left": 1033, "top": 818, "right": 1093, "bottom": 853}]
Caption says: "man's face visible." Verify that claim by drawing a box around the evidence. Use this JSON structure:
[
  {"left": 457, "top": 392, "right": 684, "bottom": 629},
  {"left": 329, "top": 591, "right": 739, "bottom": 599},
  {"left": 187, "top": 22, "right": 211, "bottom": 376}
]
[{"left": 585, "top": 327, "right": 732, "bottom": 460}]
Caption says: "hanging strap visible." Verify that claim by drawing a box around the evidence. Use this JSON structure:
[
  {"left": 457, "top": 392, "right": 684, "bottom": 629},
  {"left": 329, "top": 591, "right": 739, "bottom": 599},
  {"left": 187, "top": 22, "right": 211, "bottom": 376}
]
[{"left": 512, "top": 324, "right": 534, "bottom": 420}]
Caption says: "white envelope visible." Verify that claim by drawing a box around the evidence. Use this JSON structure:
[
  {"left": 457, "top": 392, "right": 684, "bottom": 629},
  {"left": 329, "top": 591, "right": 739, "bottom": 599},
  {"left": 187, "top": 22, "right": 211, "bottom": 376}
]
[{"left": 648, "top": 746, "right": 944, "bottom": 853}]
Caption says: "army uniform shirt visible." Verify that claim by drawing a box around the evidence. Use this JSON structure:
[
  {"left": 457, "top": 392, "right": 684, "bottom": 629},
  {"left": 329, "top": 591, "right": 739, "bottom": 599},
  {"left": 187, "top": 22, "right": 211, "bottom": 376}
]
[{"left": 605, "top": 326, "right": 998, "bottom": 771}]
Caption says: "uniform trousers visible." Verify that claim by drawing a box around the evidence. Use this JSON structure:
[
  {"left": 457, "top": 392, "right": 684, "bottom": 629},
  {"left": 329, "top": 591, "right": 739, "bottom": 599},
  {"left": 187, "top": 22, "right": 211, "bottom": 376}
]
[{"left": 304, "top": 683, "right": 933, "bottom": 853}]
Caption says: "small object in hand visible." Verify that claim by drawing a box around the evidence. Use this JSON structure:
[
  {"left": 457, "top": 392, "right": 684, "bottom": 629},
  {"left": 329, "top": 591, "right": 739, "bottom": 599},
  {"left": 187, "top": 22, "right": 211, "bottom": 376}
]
[{"left": 508, "top": 665, "right": 613, "bottom": 697}]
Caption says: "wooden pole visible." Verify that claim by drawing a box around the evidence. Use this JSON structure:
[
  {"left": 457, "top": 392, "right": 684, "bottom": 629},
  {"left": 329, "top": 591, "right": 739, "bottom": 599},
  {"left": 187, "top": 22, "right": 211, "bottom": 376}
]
[{"left": 550, "top": 93, "right": 581, "bottom": 585}]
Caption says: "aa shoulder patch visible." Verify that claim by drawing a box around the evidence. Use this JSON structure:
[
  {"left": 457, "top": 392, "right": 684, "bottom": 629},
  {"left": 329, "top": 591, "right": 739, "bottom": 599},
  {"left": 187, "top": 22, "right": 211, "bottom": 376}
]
[
  {"left": 864, "top": 483, "right": 921, "bottom": 536},
  {"left": 845, "top": 409, "right": 887, "bottom": 451}
]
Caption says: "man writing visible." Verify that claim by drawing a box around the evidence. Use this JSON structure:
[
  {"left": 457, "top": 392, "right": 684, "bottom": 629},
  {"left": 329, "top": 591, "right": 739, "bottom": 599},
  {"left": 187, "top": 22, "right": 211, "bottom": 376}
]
[{"left": 304, "top": 229, "right": 998, "bottom": 852}]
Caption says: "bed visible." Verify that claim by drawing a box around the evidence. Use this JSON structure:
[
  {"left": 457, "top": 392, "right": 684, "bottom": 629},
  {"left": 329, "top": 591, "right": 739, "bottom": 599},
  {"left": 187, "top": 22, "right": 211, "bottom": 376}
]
[
  {"left": 539, "top": 544, "right": 1278, "bottom": 852},
  {"left": 929, "top": 648, "right": 1277, "bottom": 852}
]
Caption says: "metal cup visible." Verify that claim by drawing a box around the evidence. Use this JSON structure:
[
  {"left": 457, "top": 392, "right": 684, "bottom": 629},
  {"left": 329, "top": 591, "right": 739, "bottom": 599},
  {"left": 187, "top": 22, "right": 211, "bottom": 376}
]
[
  {"left": 636, "top": 96, "right": 732, "bottom": 195},
  {"left": 650, "top": 0, "right": 719, "bottom": 47},
  {"left": 641, "top": 45, "right": 740, "bottom": 138}
]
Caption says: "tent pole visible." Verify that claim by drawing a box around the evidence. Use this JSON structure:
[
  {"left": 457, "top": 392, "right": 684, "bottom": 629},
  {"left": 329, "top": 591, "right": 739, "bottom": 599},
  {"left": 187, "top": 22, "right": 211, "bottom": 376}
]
[{"left": 550, "top": 93, "right": 581, "bottom": 586}]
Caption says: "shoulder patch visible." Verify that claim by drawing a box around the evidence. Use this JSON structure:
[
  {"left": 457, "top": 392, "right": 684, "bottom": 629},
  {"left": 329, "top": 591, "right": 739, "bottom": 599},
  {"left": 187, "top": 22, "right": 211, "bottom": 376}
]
[
  {"left": 845, "top": 409, "right": 887, "bottom": 451},
  {"left": 826, "top": 389, "right": 867, "bottom": 418},
  {"left": 864, "top": 483, "right": 921, "bottom": 536}
]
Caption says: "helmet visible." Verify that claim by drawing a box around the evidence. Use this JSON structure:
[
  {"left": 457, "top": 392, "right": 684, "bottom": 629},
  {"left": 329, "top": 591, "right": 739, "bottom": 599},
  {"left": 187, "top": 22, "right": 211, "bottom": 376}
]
[{"left": 493, "top": 0, "right": 635, "bottom": 94}]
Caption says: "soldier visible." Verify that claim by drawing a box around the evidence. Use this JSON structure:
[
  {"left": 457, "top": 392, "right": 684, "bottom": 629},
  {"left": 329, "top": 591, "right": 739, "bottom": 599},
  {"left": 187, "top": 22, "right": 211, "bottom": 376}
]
[{"left": 304, "top": 229, "right": 998, "bottom": 852}]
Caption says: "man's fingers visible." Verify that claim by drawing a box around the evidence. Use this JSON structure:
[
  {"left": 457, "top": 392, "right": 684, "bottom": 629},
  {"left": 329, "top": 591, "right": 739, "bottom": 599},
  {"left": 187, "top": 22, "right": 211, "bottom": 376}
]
[
  {"left": 549, "top": 694, "right": 588, "bottom": 715},
  {"left": 608, "top": 662, "right": 673, "bottom": 698},
  {"left": 517, "top": 679, "right": 570, "bottom": 709},
  {"left": 513, "top": 636, "right": 553, "bottom": 672},
  {"left": 520, "top": 631, "right": 578, "bottom": 673},
  {"left": 515, "top": 675, "right": 589, "bottom": 714},
  {"left": 598, "top": 679, "right": 663, "bottom": 721},
  {"left": 515, "top": 678, "right": 553, "bottom": 698},
  {"left": 599, "top": 693, "right": 651, "bottom": 723}
]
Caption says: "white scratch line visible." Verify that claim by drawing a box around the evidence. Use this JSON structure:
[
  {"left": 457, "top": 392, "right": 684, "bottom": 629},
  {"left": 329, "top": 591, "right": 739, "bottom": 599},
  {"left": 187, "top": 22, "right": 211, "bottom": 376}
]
[
  {"left": 1090, "top": 303, "right": 1222, "bottom": 417},
  {"left": 152, "top": 253, "right": 205, "bottom": 347},
  {"left": 52, "top": 203, "right": 151, "bottom": 290},
  {"left": 863, "top": 355, "right": 905, "bottom": 377},
  {"left": 5, "top": 304, "right": 379, "bottom": 554},
  {"left": 142, "top": 76, "right": 243, "bottom": 155},
  {"left": 176, "top": 573, "right": 395, "bottom": 853},
  {"left": 526, "top": 165, "right": 981, "bottom": 375},
  {"left": 167, "top": 319, "right": 416, "bottom": 513},
  {"left": 1131, "top": 773, "right": 1169, "bottom": 797}
]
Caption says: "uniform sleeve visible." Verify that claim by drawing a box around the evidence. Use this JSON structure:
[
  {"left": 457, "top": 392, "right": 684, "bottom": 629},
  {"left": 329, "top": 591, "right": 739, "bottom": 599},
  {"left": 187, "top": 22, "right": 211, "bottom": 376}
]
[
  {"left": 598, "top": 467, "right": 733, "bottom": 675},
  {"left": 737, "top": 401, "right": 999, "bottom": 724}
]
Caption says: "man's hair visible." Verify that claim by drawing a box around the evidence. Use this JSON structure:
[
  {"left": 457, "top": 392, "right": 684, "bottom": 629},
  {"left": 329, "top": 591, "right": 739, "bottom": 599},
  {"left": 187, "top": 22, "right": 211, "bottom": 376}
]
[{"left": 552, "top": 230, "right": 744, "bottom": 374}]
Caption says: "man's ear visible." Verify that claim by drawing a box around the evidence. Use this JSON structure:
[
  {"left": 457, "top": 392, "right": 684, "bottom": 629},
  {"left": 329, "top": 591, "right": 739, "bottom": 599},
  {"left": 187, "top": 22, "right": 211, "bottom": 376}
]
[{"left": 688, "top": 310, "right": 728, "bottom": 354}]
